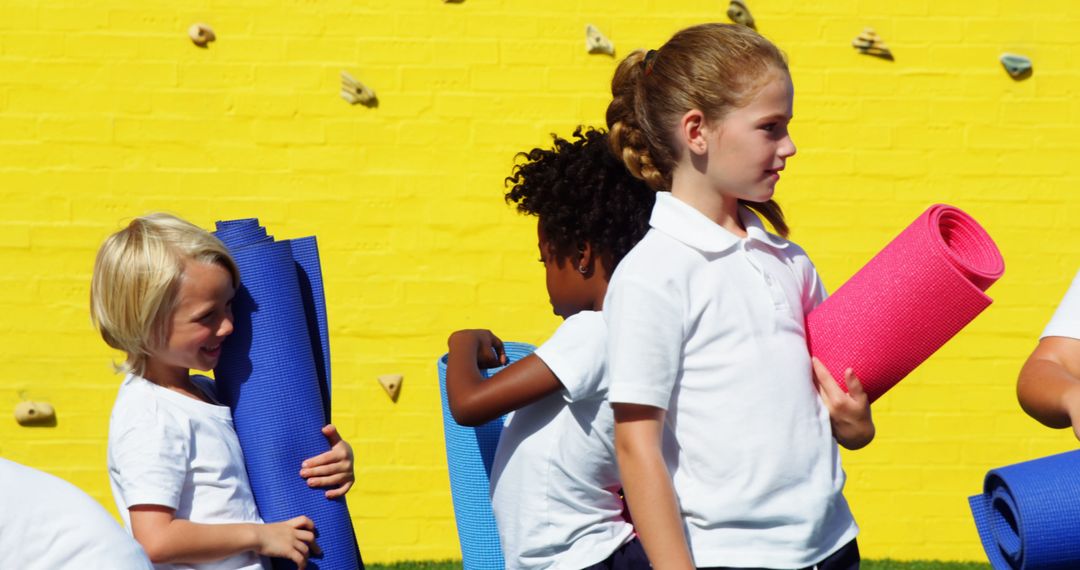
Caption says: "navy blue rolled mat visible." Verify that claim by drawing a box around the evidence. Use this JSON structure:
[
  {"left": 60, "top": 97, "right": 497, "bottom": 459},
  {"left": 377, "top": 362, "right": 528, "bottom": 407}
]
[
  {"left": 214, "top": 219, "right": 361, "bottom": 570},
  {"left": 969, "top": 449, "right": 1080, "bottom": 569},
  {"left": 436, "top": 342, "right": 536, "bottom": 570}
]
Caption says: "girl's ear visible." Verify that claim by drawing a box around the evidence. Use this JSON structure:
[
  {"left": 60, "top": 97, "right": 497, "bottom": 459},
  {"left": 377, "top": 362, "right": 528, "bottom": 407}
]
[
  {"left": 679, "top": 109, "right": 709, "bottom": 156},
  {"left": 576, "top": 242, "right": 594, "bottom": 276}
]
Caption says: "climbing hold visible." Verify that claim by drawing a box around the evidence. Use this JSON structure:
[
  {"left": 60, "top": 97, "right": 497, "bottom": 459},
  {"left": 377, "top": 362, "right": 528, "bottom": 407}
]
[
  {"left": 378, "top": 374, "right": 403, "bottom": 402},
  {"left": 852, "top": 28, "right": 893, "bottom": 60},
  {"left": 15, "top": 401, "right": 55, "bottom": 426},
  {"left": 340, "top": 70, "right": 377, "bottom": 106},
  {"left": 188, "top": 23, "right": 216, "bottom": 48},
  {"left": 586, "top": 24, "right": 615, "bottom": 56},
  {"left": 726, "top": 0, "right": 756, "bottom": 29},
  {"left": 1000, "top": 53, "right": 1033, "bottom": 79}
]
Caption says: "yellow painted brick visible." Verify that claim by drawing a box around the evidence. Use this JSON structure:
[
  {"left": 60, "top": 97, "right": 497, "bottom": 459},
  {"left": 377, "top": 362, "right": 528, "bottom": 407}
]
[
  {"left": 399, "top": 65, "right": 471, "bottom": 92},
  {"left": 105, "top": 9, "right": 178, "bottom": 32},
  {"left": 39, "top": 7, "right": 109, "bottom": 32},
  {"left": 37, "top": 116, "right": 113, "bottom": 142},
  {"left": 469, "top": 64, "right": 546, "bottom": 92},
  {"left": 64, "top": 33, "right": 147, "bottom": 59},
  {"left": 211, "top": 37, "right": 287, "bottom": 62},
  {"left": 177, "top": 62, "right": 254, "bottom": 89},
  {"left": 106, "top": 61, "right": 178, "bottom": 87}
]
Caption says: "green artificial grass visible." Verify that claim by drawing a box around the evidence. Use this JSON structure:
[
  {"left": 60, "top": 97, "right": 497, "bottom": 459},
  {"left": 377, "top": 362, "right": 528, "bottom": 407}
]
[
  {"left": 863, "top": 561, "right": 991, "bottom": 570},
  {"left": 365, "top": 560, "right": 991, "bottom": 570}
]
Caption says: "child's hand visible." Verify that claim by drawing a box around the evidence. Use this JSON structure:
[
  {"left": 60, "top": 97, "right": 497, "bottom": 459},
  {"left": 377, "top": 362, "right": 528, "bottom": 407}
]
[
  {"left": 811, "top": 357, "right": 875, "bottom": 450},
  {"left": 300, "top": 424, "right": 355, "bottom": 499},
  {"left": 255, "top": 515, "right": 316, "bottom": 569},
  {"left": 448, "top": 329, "right": 507, "bottom": 368}
]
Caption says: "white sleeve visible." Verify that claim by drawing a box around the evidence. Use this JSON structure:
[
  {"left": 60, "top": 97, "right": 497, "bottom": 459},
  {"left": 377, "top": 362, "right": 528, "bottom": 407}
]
[
  {"left": 533, "top": 311, "right": 607, "bottom": 403},
  {"left": 791, "top": 246, "right": 827, "bottom": 314},
  {"left": 605, "top": 275, "right": 684, "bottom": 410},
  {"left": 109, "top": 406, "right": 189, "bottom": 510},
  {"left": 1043, "top": 269, "right": 1080, "bottom": 340}
]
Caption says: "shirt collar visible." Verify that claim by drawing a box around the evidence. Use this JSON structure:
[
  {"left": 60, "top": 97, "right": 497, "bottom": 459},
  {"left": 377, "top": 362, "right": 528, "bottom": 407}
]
[{"left": 649, "top": 192, "right": 789, "bottom": 253}]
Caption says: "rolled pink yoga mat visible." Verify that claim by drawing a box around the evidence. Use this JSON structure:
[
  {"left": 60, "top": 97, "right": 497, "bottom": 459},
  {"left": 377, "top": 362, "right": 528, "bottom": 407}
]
[{"left": 806, "top": 204, "right": 1004, "bottom": 403}]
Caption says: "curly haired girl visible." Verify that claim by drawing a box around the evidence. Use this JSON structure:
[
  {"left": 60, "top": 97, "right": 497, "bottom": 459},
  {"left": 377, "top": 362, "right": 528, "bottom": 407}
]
[{"left": 445, "top": 127, "right": 655, "bottom": 569}]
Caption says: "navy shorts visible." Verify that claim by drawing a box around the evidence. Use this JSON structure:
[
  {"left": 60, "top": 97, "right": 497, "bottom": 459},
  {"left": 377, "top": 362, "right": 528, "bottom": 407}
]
[
  {"left": 698, "top": 539, "right": 860, "bottom": 570},
  {"left": 582, "top": 537, "right": 652, "bottom": 570}
]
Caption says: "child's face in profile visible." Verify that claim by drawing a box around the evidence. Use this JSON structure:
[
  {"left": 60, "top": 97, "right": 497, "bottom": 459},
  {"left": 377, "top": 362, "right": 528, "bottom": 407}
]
[
  {"left": 699, "top": 69, "right": 796, "bottom": 204},
  {"left": 538, "top": 224, "right": 592, "bottom": 320},
  {"left": 145, "top": 259, "right": 236, "bottom": 382}
]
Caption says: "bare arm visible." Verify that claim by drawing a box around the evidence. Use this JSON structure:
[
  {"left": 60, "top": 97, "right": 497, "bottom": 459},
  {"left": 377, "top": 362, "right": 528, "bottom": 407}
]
[
  {"left": 613, "top": 403, "right": 694, "bottom": 570},
  {"left": 1017, "top": 336, "right": 1080, "bottom": 439},
  {"left": 130, "top": 506, "right": 314, "bottom": 568},
  {"left": 445, "top": 329, "right": 563, "bottom": 426}
]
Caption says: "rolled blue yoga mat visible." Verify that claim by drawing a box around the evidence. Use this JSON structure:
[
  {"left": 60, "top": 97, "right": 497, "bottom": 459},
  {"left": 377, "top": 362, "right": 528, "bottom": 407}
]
[
  {"left": 437, "top": 342, "right": 536, "bottom": 570},
  {"left": 214, "top": 219, "right": 361, "bottom": 570},
  {"left": 969, "top": 449, "right": 1080, "bottom": 569}
]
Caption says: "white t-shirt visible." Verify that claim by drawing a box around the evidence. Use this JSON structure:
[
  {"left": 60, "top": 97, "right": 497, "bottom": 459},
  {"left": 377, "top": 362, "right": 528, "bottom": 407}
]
[
  {"left": 108, "top": 373, "right": 268, "bottom": 570},
  {"left": 490, "top": 311, "right": 634, "bottom": 569},
  {"left": 1042, "top": 268, "right": 1080, "bottom": 339},
  {"left": 605, "top": 192, "right": 858, "bottom": 568},
  {"left": 0, "top": 458, "right": 154, "bottom": 570}
]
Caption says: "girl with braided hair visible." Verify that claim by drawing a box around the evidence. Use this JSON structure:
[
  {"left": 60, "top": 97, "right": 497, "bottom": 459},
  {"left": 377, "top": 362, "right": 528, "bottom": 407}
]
[
  {"left": 446, "top": 127, "right": 654, "bottom": 569},
  {"left": 603, "top": 23, "right": 871, "bottom": 570}
]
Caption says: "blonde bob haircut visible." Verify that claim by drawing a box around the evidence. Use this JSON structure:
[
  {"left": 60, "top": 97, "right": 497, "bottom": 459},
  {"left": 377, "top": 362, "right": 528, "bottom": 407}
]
[{"left": 90, "top": 213, "right": 240, "bottom": 376}]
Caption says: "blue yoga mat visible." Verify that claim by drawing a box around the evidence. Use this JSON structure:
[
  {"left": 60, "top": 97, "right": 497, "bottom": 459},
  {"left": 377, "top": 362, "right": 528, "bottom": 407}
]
[
  {"left": 969, "top": 449, "right": 1080, "bottom": 569},
  {"left": 437, "top": 342, "right": 536, "bottom": 570},
  {"left": 214, "top": 219, "right": 361, "bottom": 570}
]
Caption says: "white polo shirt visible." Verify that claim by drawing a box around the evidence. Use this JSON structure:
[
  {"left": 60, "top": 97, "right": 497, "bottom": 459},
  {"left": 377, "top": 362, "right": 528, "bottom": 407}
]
[
  {"left": 0, "top": 458, "right": 153, "bottom": 570},
  {"left": 1042, "top": 269, "right": 1080, "bottom": 339},
  {"left": 490, "top": 311, "right": 634, "bottom": 569},
  {"left": 605, "top": 192, "right": 858, "bottom": 568}
]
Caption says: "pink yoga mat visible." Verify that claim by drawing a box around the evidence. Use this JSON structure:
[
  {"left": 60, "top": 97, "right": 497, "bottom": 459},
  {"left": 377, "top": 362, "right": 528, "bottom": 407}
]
[{"left": 805, "top": 204, "right": 1004, "bottom": 403}]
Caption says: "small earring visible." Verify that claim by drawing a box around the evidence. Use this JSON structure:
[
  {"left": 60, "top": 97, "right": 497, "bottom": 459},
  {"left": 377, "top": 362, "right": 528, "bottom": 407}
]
[{"left": 578, "top": 265, "right": 588, "bottom": 274}]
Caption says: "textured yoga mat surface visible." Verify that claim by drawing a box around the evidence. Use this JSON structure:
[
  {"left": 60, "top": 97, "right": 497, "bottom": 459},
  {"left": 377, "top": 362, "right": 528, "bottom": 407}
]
[
  {"left": 437, "top": 342, "right": 537, "bottom": 570},
  {"left": 214, "top": 219, "right": 361, "bottom": 570},
  {"left": 806, "top": 204, "right": 1004, "bottom": 402},
  {"left": 969, "top": 450, "right": 1080, "bottom": 569}
]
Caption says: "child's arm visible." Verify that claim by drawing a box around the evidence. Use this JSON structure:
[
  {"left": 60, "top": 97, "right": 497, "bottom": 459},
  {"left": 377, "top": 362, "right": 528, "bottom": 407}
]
[
  {"left": 446, "top": 329, "right": 563, "bottom": 426},
  {"left": 300, "top": 424, "right": 355, "bottom": 498},
  {"left": 613, "top": 403, "right": 695, "bottom": 570},
  {"left": 129, "top": 505, "right": 315, "bottom": 567},
  {"left": 811, "top": 357, "right": 875, "bottom": 450},
  {"left": 1017, "top": 336, "right": 1080, "bottom": 440}
]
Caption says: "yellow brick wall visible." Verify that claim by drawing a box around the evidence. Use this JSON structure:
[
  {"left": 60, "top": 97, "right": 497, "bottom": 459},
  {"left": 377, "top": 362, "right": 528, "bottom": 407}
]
[{"left": 1, "top": 0, "right": 1078, "bottom": 562}]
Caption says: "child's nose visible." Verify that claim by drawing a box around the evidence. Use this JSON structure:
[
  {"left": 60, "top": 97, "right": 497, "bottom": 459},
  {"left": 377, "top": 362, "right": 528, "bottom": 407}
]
[
  {"left": 218, "top": 315, "right": 234, "bottom": 338},
  {"left": 781, "top": 135, "right": 796, "bottom": 158}
]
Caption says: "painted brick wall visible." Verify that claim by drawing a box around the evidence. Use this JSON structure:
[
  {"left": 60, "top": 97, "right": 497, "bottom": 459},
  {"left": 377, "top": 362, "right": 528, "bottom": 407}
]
[{"left": 1, "top": 0, "right": 1078, "bottom": 562}]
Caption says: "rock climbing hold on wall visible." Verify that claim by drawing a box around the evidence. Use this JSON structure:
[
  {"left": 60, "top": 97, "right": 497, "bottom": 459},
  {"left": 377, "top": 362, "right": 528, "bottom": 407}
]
[
  {"left": 852, "top": 28, "right": 893, "bottom": 61},
  {"left": 188, "top": 23, "right": 216, "bottom": 47},
  {"left": 15, "top": 401, "right": 56, "bottom": 426},
  {"left": 341, "top": 70, "right": 377, "bottom": 106},
  {"left": 727, "top": 0, "right": 756, "bottom": 29},
  {"left": 586, "top": 24, "right": 615, "bottom": 56},
  {"left": 1000, "top": 53, "right": 1033, "bottom": 80},
  {"left": 378, "top": 374, "right": 403, "bottom": 402}
]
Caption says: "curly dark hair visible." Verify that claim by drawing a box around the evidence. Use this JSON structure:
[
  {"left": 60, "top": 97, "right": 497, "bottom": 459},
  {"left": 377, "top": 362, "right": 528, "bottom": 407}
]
[{"left": 504, "top": 126, "right": 655, "bottom": 275}]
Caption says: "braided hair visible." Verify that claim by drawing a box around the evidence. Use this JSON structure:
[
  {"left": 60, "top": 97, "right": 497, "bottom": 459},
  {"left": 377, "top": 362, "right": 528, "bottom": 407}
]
[{"left": 605, "top": 23, "right": 791, "bottom": 237}]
